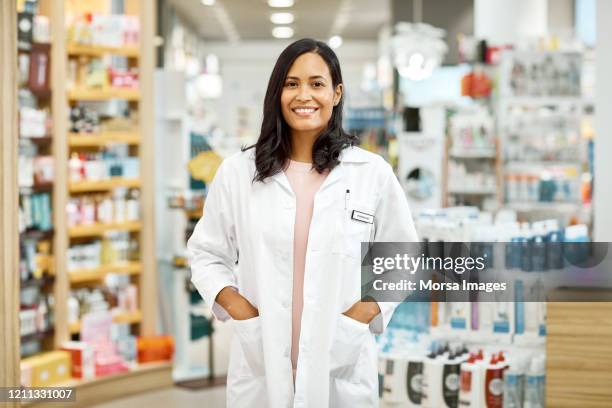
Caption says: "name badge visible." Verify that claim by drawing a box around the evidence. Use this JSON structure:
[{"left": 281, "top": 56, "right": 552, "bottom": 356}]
[{"left": 351, "top": 210, "right": 374, "bottom": 224}]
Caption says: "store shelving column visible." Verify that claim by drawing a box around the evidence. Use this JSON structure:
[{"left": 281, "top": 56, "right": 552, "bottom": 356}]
[
  {"left": 137, "top": 0, "right": 157, "bottom": 336},
  {"left": 52, "top": 0, "right": 69, "bottom": 348},
  {"left": 1, "top": 0, "right": 20, "bottom": 399},
  {"left": 55, "top": 0, "right": 157, "bottom": 340}
]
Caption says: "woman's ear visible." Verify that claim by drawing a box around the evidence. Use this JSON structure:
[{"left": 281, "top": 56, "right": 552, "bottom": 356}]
[{"left": 333, "top": 83, "right": 343, "bottom": 106}]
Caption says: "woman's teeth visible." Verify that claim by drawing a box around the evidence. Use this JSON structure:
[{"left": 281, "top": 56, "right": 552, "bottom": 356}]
[{"left": 293, "top": 108, "right": 317, "bottom": 114}]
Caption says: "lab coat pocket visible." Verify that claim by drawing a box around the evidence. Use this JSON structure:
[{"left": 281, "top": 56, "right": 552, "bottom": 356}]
[
  {"left": 233, "top": 316, "right": 265, "bottom": 377},
  {"left": 334, "top": 200, "right": 375, "bottom": 259},
  {"left": 329, "top": 314, "right": 369, "bottom": 382}
]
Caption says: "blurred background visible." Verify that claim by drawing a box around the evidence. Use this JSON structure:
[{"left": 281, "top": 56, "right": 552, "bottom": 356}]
[{"left": 5, "top": 0, "right": 612, "bottom": 407}]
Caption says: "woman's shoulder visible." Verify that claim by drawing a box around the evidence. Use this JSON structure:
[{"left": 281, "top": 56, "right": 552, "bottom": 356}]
[
  {"left": 340, "top": 146, "right": 393, "bottom": 174},
  {"left": 217, "top": 149, "right": 256, "bottom": 179}
]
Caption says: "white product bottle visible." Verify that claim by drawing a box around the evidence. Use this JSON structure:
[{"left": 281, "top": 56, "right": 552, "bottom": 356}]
[{"left": 524, "top": 356, "right": 545, "bottom": 408}]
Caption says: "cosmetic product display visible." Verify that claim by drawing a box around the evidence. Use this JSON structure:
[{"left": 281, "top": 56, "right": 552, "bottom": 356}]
[
  {"left": 379, "top": 337, "right": 546, "bottom": 408},
  {"left": 68, "top": 151, "right": 140, "bottom": 182},
  {"left": 67, "top": 13, "right": 140, "bottom": 49},
  {"left": 66, "top": 189, "right": 139, "bottom": 227},
  {"left": 67, "top": 233, "right": 139, "bottom": 272},
  {"left": 20, "top": 106, "right": 51, "bottom": 138},
  {"left": 503, "top": 52, "right": 581, "bottom": 97}
]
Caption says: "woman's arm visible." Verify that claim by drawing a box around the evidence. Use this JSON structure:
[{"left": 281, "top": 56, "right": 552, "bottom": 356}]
[{"left": 187, "top": 160, "right": 257, "bottom": 321}]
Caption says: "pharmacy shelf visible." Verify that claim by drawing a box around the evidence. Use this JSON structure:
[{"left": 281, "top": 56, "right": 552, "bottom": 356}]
[
  {"left": 67, "top": 43, "right": 139, "bottom": 58},
  {"left": 69, "top": 262, "right": 141, "bottom": 283},
  {"left": 449, "top": 150, "right": 496, "bottom": 159},
  {"left": 20, "top": 275, "right": 54, "bottom": 290},
  {"left": 505, "top": 159, "right": 582, "bottom": 166},
  {"left": 19, "top": 136, "right": 53, "bottom": 145},
  {"left": 19, "top": 228, "right": 54, "bottom": 241},
  {"left": 69, "top": 178, "right": 141, "bottom": 192},
  {"left": 504, "top": 201, "right": 582, "bottom": 212},
  {"left": 69, "top": 310, "right": 142, "bottom": 334},
  {"left": 447, "top": 187, "right": 497, "bottom": 195},
  {"left": 21, "top": 328, "right": 55, "bottom": 344},
  {"left": 69, "top": 221, "right": 141, "bottom": 238},
  {"left": 68, "top": 88, "right": 140, "bottom": 102},
  {"left": 499, "top": 96, "right": 584, "bottom": 106},
  {"left": 22, "top": 361, "right": 172, "bottom": 408},
  {"left": 19, "top": 182, "right": 54, "bottom": 194},
  {"left": 69, "top": 132, "right": 140, "bottom": 147}
]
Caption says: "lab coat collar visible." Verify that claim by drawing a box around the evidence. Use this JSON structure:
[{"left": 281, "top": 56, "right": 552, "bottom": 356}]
[
  {"left": 338, "top": 145, "right": 371, "bottom": 163},
  {"left": 262, "top": 146, "right": 370, "bottom": 194}
]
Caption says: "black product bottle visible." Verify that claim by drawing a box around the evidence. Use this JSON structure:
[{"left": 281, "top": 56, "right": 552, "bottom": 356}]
[
  {"left": 406, "top": 360, "right": 423, "bottom": 405},
  {"left": 442, "top": 354, "right": 461, "bottom": 408}
]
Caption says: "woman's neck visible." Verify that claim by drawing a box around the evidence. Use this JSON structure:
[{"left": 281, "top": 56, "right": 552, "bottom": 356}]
[{"left": 290, "top": 129, "right": 320, "bottom": 162}]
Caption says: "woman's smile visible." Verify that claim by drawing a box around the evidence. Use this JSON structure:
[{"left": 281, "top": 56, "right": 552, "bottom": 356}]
[{"left": 291, "top": 106, "right": 319, "bottom": 117}]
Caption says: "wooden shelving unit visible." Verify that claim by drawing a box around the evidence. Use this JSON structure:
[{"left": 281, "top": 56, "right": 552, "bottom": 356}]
[
  {"left": 67, "top": 43, "right": 139, "bottom": 58},
  {"left": 69, "top": 178, "right": 141, "bottom": 192},
  {"left": 4, "top": 0, "right": 166, "bottom": 405},
  {"left": 69, "top": 262, "right": 141, "bottom": 283},
  {"left": 22, "top": 361, "right": 172, "bottom": 408},
  {"left": 69, "top": 310, "right": 143, "bottom": 334},
  {"left": 68, "top": 132, "right": 141, "bottom": 146},
  {"left": 68, "top": 88, "right": 141, "bottom": 102},
  {"left": 68, "top": 221, "right": 141, "bottom": 237}
]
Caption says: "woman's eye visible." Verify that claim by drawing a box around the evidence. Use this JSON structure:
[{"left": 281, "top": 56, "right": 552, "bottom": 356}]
[
  {"left": 312, "top": 81, "right": 324, "bottom": 88},
  {"left": 285, "top": 82, "right": 298, "bottom": 88}
]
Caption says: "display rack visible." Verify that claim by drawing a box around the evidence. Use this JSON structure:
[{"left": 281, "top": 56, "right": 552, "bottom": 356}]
[
  {"left": 442, "top": 106, "right": 503, "bottom": 210},
  {"left": 17, "top": 0, "right": 57, "bottom": 360},
  {"left": 497, "top": 50, "right": 592, "bottom": 225},
  {"left": 12, "top": 0, "right": 170, "bottom": 404}
]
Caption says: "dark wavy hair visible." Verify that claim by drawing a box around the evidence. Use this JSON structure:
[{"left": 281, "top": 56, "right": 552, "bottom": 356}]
[{"left": 243, "top": 38, "right": 357, "bottom": 182}]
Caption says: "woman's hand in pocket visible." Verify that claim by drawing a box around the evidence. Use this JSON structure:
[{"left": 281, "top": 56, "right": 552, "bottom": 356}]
[
  {"left": 216, "top": 286, "right": 259, "bottom": 320},
  {"left": 342, "top": 300, "right": 381, "bottom": 325}
]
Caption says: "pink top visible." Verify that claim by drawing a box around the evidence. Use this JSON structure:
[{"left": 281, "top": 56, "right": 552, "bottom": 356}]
[{"left": 284, "top": 160, "right": 328, "bottom": 379}]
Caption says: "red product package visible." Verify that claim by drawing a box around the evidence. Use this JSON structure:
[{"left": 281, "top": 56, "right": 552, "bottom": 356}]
[{"left": 61, "top": 341, "right": 95, "bottom": 379}]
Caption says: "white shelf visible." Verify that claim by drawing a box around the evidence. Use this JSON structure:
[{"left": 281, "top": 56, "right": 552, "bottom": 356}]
[
  {"left": 450, "top": 150, "right": 496, "bottom": 159},
  {"left": 448, "top": 187, "right": 497, "bottom": 195},
  {"left": 504, "top": 201, "right": 581, "bottom": 212}
]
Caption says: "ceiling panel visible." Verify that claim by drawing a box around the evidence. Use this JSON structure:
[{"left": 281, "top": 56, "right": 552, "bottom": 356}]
[{"left": 167, "top": 0, "right": 389, "bottom": 41}]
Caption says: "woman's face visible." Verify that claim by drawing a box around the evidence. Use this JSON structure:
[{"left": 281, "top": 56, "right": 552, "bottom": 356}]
[{"left": 280, "top": 52, "right": 343, "bottom": 137}]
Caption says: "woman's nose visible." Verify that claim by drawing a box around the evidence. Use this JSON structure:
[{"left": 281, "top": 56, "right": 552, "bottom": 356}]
[{"left": 296, "top": 86, "right": 312, "bottom": 102}]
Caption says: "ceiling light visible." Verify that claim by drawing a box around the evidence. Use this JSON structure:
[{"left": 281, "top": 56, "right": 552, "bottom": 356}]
[
  {"left": 328, "top": 35, "right": 343, "bottom": 49},
  {"left": 392, "top": 22, "right": 448, "bottom": 81},
  {"left": 268, "top": 0, "right": 294, "bottom": 7},
  {"left": 270, "top": 12, "right": 294, "bottom": 24},
  {"left": 272, "top": 26, "right": 294, "bottom": 39},
  {"left": 201, "top": 0, "right": 215, "bottom": 5}
]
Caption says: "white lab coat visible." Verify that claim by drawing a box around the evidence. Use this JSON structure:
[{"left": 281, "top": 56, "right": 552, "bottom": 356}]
[{"left": 187, "top": 146, "right": 418, "bottom": 408}]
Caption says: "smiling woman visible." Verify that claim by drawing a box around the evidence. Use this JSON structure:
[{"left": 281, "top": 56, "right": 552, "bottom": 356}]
[
  {"left": 243, "top": 38, "right": 357, "bottom": 181},
  {"left": 188, "top": 37, "right": 419, "bottom": 408}
]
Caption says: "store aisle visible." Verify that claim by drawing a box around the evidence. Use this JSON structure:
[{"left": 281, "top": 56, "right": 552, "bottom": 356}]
[{"left": 91, "top": 386, "right": 226, "bottom": 408}]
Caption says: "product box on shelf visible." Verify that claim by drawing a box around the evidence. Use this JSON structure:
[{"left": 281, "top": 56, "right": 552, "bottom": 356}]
[
  {"left": 137, "top": 335, "right": 175, "bottom": 363},
  {"left": 61, "top": 341, "right": 95, "bottom": 380},
  {"left": 20, "top": 351, "right": 72, "bottom": 387}
]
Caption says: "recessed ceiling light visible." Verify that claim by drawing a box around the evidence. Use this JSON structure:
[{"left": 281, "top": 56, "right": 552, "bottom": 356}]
[
  {"left": 328, "top": 35, "right": 343, "bottom": 49},
  {"left": 272, "top": 26, "right": 294, "bottom": 39},
  {"left": 270, "top": 12, "right": 294, "bottom": 25},
  {"left": 268, "top": 0, "right": 294, "bottom": 7},
  {"left": 201, "top": 0, "right": 215, "bottom": 5}
]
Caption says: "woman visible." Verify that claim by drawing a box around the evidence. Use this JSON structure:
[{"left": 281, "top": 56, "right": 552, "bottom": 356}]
[{"left": 188, "top": 38, "right": 418, "bottom": 408}]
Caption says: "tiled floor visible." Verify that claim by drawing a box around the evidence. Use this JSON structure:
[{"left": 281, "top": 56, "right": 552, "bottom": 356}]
[{"left": 90, "top": 386, "right": 226, "bottom": 408}]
